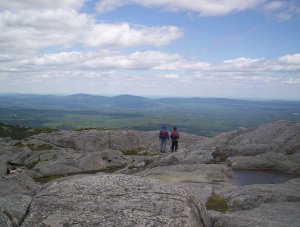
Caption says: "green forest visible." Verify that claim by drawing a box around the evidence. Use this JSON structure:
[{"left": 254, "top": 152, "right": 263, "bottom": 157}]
[{"left": 0, "top": 94, "right": 299, "bottom": 137}]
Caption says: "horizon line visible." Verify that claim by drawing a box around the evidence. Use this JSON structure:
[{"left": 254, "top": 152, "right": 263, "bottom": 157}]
[{"left": 0, "top": 92, "right": 300, "bottom": 102}]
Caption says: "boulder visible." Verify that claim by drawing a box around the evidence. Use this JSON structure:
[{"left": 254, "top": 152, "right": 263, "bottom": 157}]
[
  {"left": 214, "top": 121, "right": 299, "bottom": 153},
  {"left": 33, "top": 162, "right": 83, "bottom": 176},
  {"left": 31, "top": 150, "right": 132, "bottom": 176},
  {"left": 22, "top": 174, "right": 211, "bottom": 227},
  {"left": 135, "top": 164, "right": 232, "bottom": 202},
  {"left": 0, "top": 139, "right": 15, "bottom": 158},
  {"left": 100, "top": 149, "right": 133, "bottom": 166},
  {"left": 219, "top": 178, "right": 300, "bottom": 211},
  {"left": 227, "top": 156, "right": 275, "bottom": 170},
  {"left": 0, "top": 194, "right": 32, "bottom": 227},
  {"left": 149, "top": 149, "right": 214, "bottom": 167},
  {"left": 190, "top": 121, "right": 300, "bottom": 173},
  {"left": 0, "top": 212, "right": 12, "bottom": 227},
  {"left": 211, "top": 202, "right": 300, "bottom": 227},
  {"left": 7, "top": 147, "right": 32, "bottom": 165},
  {"left": 0, "top": 155, "right": 8, "bottom": 176},
  {"left": 212, "top": 146, "right": 241, "bottom": 162},
  {"left": 227, "top": 153, "right": 300, "bottom": 174},
  {"left": 0, "top": 172, "right": 40, "bottom": 196},
  {"left": 23, "top": 150, "right": 58, "bottom": 166},
  {"left": 22, "top": 169, "right": 44, "bottom": 179},
  {"left": 213, "top": 121, "right": 300, "bottom": 149},
  {"left": 0, "top": 141, "right": 32, "bottom": 165},
  {"left": 209, "top": 178, "right": 300, "bottom": 227}
]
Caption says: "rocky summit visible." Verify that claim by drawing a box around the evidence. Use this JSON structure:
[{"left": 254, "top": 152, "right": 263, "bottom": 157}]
[
  {"left": 0, "top": 120, "right": 300, "bottom": 227},
  {"left": 150, "top": 120, "right": 300, "bottom": 174}
]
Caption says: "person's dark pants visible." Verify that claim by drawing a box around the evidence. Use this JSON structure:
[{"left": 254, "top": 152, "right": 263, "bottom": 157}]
[
  {"left": 171, "top": 141, "right": 178, "bottom": 152},
  {"left": 160, "top": 139, "right": 167, "bottom": 152}
]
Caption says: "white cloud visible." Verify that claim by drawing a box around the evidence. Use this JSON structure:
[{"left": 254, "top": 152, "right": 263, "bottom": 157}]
[
  {"left": 0, "top": 0, "right": 85, "bottom": 11},
  {"left": 96, "top": 0, "right": 265, "bottom": 16},
  {"left": 1, "top": 51, "right": 299, "bottom": 99},
  {"left": 271, "top": 54, "right": 300, "bottom": 71},
  {"left": 96, "top": 0, "right": 125, "bottom": 13},
  {"left": 261, "top": 0, "right": 300, "bottom": 21},
  {"left": 96, "top": 0, "right": 300, "bottom": 20},
  {"left": 0, "top": 9, "right": 91, "bottom": 52},
  {"left": 2, "top": 50, "right": 299, "bottom": 82},
  {"left": 85, "top": 23, "right": 182, "bottom": 48},
  {"left": 263, "top": 1, "right": 285, "bottom": 11},
  {"left": 163, "top": 74, "right": 180, "bottom": 79},
  {"left": 0, "top": 4, "right": 182, "bottom": 53},
  {"left": 283, "top": 78, "right": 300, "bottom": 85},
  {"left": 32, "top": 52, "right": 85, "bottom": 66},
  {"left": 219, "top": 57, "right": 262, "bottom": 70},
  {"left": 278, "top": 54, "right": 300, "bottom": 64}
]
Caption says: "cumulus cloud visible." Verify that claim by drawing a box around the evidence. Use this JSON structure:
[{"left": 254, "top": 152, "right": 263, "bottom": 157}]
[
  {"left": 2, "top": 50, "right": 300, "bottom": 79},
  {"left": 85, "top": 24, "right": 182, "bottom": 48},
  {"left": 0, "top": 2, "right": 182, "bottom": 53},
  {"left": 1, "top": 50, "right": 299, "bottom": 98},
  {"left": 0, "top": 9, "right": 91, "bottom": 52},
  {"left": 278, "top": 54, "right": 300, "bottom": 64}
]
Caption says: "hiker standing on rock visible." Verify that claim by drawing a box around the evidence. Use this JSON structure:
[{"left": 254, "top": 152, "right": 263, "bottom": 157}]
[
  {"left": 170, "top": 127, "right": 179, "bottom": 152},
  {"left": 159, "top": 125, "right": 169, "bottom": 153}
]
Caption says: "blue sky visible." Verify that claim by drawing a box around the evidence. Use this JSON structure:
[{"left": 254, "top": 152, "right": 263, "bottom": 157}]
[{"left": 0, "top": 0, "right": 300, "bottom": 100}]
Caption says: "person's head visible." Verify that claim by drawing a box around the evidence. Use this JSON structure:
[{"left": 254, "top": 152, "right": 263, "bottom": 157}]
[
  {"left": 161, "top": 125, "right": 167, "bottom": 130},
  {"left": 173, "top": 126, "right": 177, "bottom": 130}
]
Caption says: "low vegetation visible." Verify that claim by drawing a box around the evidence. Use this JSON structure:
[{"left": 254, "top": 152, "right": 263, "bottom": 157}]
[
  {"left": 25, "top": 160, "right": 39, "bottom": 170},
  {"left": 121, "top": 149, "right": 148, "bottom": 156},
  {"left": 14, "top": 142, "right": 53, "bottom": 151},
  {"left": 0, "top": 123, "right": 57, "bottom": 140},
  {"left": 34, "top": 175, "right": 64, "bottom": 184},
  {"left": 205, "top": 193, "right": 229, "bottom": 212}
]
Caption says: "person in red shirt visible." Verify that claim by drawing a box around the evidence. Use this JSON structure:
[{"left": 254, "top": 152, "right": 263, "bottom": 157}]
[{"left": 170, "top": 127, "right": 179, "bottom": 152}]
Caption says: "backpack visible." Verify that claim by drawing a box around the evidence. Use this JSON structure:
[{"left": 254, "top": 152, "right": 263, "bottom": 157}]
[
  {"left": 159, "top": 130, "right": 167, "bottom": 139},
  {"left": 171, "top": 131, "right": 178, "bottom": 139}
]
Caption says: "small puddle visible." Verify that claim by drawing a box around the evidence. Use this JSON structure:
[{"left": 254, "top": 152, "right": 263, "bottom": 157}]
[{"left": 231, "top": 169, "right": 299, "bottom": 186}]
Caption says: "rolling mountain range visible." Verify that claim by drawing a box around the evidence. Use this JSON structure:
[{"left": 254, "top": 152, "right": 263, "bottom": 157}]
[
  {"left": 1, "top": 93, "right": 299, "bottom": 109},
  {"left": 0, "top": 93, "right": 299, "bottom": 137}
]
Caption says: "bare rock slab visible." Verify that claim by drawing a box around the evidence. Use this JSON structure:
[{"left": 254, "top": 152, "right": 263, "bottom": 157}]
[
  {"left": 0, "top": 194, "right": 32, "bottom": 227},
  {"left": 22, "top": 174, "right": 211, "bottom": 227}
]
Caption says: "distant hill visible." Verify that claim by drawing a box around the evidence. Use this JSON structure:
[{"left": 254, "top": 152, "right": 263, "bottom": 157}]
[
  {"left": 0, "top": 93, "right": 299, "bottom": 137},
  {"left": 0, "top": 93, "right": 155, "bottom": 109},
  {"left": 1, "top": 93, "right": 299, "bottom": 109}
]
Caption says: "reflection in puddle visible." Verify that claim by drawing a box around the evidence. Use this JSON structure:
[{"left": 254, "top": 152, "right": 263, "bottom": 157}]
[{"left": 231, "top": 169, "right": 299, "bottom": 186}]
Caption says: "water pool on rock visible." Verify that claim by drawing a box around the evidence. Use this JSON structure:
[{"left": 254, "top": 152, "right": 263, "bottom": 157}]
[{"left": 231, "top": 169, "right": 299, "bottom": 185}]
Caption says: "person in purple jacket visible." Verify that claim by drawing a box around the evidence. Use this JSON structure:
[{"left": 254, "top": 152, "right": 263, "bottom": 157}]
[{"left": 159, "top": 125, "right": 169, "bottom": 153}]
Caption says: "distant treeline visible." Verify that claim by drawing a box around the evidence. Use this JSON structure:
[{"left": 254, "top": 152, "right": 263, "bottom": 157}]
[{"left": 0, "top": 94, "right": 299, "bottom": 137}]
